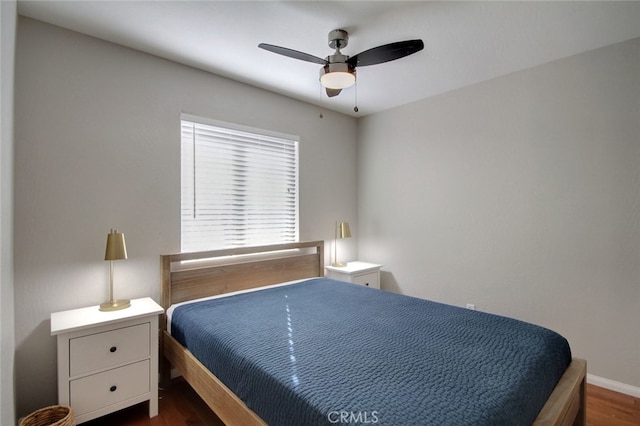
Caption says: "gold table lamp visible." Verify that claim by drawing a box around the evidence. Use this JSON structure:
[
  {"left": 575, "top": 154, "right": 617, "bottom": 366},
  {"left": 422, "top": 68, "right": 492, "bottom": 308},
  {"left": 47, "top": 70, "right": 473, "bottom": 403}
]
[
  {"left": 332, "top": 221, "right": 351, "bottom": 267},
  {"left": 100, "top": 229, "right": 130, "bottom": 311}
]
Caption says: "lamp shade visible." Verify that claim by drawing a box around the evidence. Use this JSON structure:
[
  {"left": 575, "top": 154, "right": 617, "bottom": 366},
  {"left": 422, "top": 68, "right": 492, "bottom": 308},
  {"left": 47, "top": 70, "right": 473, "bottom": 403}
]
[
  {"left": 338, "top": 221, "right": 351, "bottom": 239},
  {"left": 105, "top": 229, "right": 127, "bottom": 261}
]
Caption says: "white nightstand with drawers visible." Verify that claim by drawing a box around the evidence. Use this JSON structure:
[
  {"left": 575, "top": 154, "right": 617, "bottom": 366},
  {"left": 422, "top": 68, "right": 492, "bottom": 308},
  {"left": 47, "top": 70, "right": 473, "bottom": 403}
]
[
  {"left": 51, "top": 297, "right": 163, "bottom": 424},
  {"left": 325, "top": 261, "right": 382, "bottom": 289}
]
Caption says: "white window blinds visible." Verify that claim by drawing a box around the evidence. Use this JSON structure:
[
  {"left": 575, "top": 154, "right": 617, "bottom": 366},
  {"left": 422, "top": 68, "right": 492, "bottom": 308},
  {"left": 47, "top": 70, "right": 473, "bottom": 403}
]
[{"left": 181, "top": 116, "right": 299, "bottom": 252}]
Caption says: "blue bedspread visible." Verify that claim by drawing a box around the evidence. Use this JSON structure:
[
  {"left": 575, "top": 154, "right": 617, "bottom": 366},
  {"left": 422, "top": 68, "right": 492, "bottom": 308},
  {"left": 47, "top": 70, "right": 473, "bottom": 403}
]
[{"left": 171, "top": 278, "right": 571, "bottom": 425}]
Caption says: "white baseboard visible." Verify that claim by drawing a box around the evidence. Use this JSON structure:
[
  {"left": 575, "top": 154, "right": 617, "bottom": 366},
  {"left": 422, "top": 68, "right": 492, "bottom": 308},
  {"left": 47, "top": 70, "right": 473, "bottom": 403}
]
[{"left": 587, "top": 374, "right": 640, "bottom": 398}]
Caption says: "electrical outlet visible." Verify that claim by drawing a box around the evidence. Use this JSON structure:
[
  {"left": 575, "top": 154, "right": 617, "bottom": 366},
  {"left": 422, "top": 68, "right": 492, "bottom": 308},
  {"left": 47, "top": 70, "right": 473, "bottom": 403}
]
[{"left": 465, "top": 303, "right": 476, "bottom": 310}]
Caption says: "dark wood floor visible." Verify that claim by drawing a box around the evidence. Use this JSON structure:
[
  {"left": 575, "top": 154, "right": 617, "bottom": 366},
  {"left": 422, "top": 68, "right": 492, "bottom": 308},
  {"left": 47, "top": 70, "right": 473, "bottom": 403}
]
[
  {"left": 83, "top": 380, "right": 639, "bottom": 426},
  {"left": 83, "top": 379, "right": 223, "bottom": 426}
]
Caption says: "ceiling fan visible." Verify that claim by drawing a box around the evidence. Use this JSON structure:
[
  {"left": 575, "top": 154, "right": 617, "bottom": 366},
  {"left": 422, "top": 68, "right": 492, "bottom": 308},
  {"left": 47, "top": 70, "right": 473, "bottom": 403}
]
[{"left": 259, "top": 29, "right": 424, "bottom": 98}]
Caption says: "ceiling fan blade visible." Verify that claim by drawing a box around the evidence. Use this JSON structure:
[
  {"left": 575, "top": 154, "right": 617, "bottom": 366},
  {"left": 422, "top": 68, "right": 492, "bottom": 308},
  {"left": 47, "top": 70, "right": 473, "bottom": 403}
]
[
  {"left": 348, "top": 39, "right": 424, "bottom": 67},
  {"left": 258, "top": 43, "right": 327, "bottom": 65},
  {"left": 326, "top": 88, "right": 342, "bottom": 98}
]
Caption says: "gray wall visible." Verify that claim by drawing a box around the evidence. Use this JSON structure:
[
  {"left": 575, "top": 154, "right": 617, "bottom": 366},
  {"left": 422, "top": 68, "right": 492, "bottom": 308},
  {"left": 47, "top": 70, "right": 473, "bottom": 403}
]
[
  {"left": 14, "top": 17, "right": 357, "bottom": 416},
  {"left": 358, "top": 37, "right": 640, "bottom": 387},
  {"left": 1, "top": 1, "right": 16, "bottom": 425}
]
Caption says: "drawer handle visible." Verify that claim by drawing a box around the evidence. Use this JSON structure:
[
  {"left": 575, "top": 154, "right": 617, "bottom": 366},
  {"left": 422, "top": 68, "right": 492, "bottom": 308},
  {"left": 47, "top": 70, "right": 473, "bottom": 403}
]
[
  {"left": 109, "top": 346, "right": 117, "bottom": 353},
  {"left": 110, "top": 385, "right": 117, "bottom": 392}
]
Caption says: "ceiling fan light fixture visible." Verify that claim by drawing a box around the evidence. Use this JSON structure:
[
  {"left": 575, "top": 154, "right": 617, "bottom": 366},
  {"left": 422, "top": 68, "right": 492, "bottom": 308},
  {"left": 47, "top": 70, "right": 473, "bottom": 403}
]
[{"left": 320, "top": 63, "right": 355, "bottom": 89}]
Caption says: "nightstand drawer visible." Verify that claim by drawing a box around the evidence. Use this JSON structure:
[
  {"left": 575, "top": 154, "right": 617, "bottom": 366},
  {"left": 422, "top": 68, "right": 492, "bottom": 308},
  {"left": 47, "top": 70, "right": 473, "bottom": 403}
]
[
  {"left": 351, "top": 271, "right": 378, "bottom": 287},
  {"left": 70, "top": 360, "right": 150, "bottom": 417},
  {"left": 69, "top": 323, "right": 150, "bottom": 376}
]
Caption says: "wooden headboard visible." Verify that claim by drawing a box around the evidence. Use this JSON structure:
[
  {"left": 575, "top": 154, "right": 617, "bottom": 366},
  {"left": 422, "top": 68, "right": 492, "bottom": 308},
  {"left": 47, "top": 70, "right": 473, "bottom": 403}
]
[{"left": 160, "top": 240, "right": 324, "bottom": 313}]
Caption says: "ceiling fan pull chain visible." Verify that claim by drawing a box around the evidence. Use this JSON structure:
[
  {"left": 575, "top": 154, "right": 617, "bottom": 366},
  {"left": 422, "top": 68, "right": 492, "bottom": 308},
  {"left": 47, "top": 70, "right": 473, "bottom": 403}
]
[
  {"left": 319, "top": 84, "right": 324, "bottom": 119},
  {"left": 354, "top": 82, "right": 359, "bottom": 113}
]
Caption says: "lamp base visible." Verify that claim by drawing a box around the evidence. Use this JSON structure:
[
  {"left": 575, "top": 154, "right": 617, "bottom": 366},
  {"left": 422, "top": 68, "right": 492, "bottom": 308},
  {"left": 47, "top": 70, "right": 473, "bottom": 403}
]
[
  {"left": 331, "top": 262, "right": 347, "bottom": 267},
  {"left": 99, "top": 299, "right": 131, "bottom": 312}
]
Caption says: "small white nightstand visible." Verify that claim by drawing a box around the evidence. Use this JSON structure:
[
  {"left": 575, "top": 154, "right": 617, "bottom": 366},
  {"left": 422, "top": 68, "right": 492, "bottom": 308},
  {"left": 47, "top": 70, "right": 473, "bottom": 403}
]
[
  {"left": 51, "top": 297, "right": 163, "bottom": 424},
  {"left": 325, "top": 261, "right": 382, "bottom": 289}
]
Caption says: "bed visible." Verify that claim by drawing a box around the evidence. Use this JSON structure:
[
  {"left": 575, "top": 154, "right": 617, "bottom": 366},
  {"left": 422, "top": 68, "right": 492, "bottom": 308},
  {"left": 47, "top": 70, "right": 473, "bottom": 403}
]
[{"left": 160, "top": 240, "right": 586, "bottom": 425}]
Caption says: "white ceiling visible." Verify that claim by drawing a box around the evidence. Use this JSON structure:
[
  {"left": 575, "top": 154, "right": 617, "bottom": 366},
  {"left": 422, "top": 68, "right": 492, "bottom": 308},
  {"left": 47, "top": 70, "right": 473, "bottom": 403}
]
[{"left": 17, "top": 1, "right": 640, "bottom": 117}]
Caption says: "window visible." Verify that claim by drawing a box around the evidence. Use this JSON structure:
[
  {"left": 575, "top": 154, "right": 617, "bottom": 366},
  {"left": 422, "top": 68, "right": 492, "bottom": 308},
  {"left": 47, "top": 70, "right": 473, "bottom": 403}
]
[{"left": 181, "top": 115, "right": 299, "bottom": 252}]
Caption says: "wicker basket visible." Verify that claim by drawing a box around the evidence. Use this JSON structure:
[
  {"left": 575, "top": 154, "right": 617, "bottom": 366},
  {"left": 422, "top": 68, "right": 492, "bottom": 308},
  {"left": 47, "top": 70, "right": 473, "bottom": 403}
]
[{"left": 19, "top": 405, "right": 74, "bottom": 426}]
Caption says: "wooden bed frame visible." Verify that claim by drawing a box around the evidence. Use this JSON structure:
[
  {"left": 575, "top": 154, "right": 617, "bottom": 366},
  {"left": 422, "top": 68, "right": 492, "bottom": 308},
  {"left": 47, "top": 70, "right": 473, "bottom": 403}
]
[{"left": 159, "top": 240, "right": 586, "bottom": 426}]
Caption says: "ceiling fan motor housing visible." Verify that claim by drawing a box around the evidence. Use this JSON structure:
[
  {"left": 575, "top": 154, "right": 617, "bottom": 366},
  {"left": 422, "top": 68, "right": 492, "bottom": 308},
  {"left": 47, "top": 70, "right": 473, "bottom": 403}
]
[{"left": 328, "top": 29, "right": 349, "bottom": 49}]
